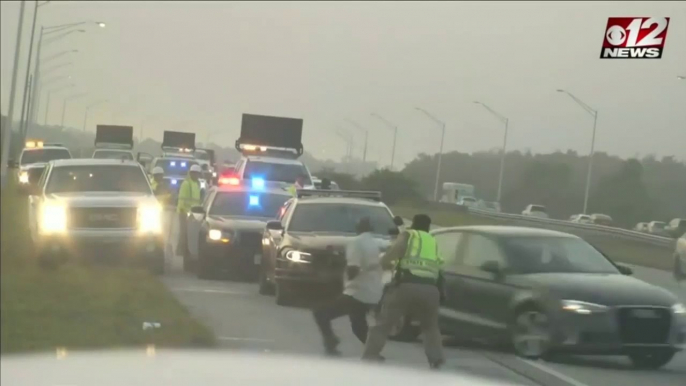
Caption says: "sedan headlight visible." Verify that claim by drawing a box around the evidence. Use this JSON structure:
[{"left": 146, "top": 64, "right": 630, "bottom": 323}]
[
  {"left": 138, "top": 204, "right": 162, "bottom": 234},
  {"left": 672, "top": 303, "right": 686, "bottom": 315},
  {"left": 40, "top": 203, "right": 67, "bottom": 234},
  {"left": 18, "top": 171, "right": 29, "bottom": 184},
  {"left": 285, "top": 250, "right": 312, "bottom": 263},
  {"left": 561, "top": 300, "right": 609, "bottom": 315}
]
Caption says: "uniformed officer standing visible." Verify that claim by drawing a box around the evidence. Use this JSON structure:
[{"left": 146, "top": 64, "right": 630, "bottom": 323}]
[
  {"left": 362, "top": 214, "right": 445, "bottom": 369},
  {"left": 176, "top": 164, "right": 202, "bottom": 263},
  {"left": 287, "top": 174, "right": 306, "bottom": 197}
]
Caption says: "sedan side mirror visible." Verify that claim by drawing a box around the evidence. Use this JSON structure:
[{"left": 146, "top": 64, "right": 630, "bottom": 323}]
[
  {"left": 393, "top": 216, "right": 404, "bottom": 227},
  {"left": 266, "top": 220, "right": 283, "bottom": 231},
  {"left": 616, "top": 264, "right": 633, "bottom": 276},
  {"left": 190, "top": 206, "right": 204, "bottom": 215}
]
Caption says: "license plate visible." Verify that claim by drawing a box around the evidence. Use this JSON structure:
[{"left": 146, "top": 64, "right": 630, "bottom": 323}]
[{"left": 254, "top": 253, "right": 261, "bottom": 264}]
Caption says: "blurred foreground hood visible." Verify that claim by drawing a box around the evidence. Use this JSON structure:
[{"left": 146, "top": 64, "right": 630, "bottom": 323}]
[{"left": 0, "top": 350, "right": 520, "bottom": 386}]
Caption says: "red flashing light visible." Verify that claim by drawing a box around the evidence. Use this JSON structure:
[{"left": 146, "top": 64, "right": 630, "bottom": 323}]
[{"left": 219, "top": 176, "right": 241, "bottom": 186}]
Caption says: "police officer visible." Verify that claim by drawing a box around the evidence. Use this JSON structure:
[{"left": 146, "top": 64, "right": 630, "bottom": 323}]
[
  {"left": 150, "top": 167, "right": 172, "bottom": 205},
  {"left": 287, "top": 174, "right": 306, "bottom": 197},
  {"left": 176, "top": 164, "right": 202, "bottom": 265},
  {"left": 320, "top": 178, "right": 332, "bottom": 190},
  {"left": 362, "top": 214, "right": 445, "bottom": 369}
]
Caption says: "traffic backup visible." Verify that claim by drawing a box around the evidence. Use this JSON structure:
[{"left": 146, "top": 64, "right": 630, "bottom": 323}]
[{"left": 27, "top": 158, "right": 165, "bottom": 273}]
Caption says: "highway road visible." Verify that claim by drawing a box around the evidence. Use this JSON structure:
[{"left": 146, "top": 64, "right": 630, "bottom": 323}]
[{"left": 162, "top": 219, "right": 685, "bottom": 386}]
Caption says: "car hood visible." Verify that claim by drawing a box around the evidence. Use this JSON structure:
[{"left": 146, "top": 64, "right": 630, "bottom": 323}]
[
  {"left": 20, "top": 162, "right": 47, "bottom": 171},
  {"left": 286, "top": 232, "right": 393, "bottom": 253},
  {"left": 522, "top": 272, "right": 678, "bottom": 307},
  {"left": 0, "top": 350, "right": 518, "bottom": 386},
  {"left": 46, "top": 192, "right": 156, "bottom": 208},
  {"left": 207, "top": 216, "right": 270, "bottom": 232}
]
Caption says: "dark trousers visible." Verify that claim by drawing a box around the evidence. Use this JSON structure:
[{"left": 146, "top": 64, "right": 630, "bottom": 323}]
[
  {"left": 176, "top": 212, "right": 188, "bottom": 255},
  {"left": 313, "top": 294, "right": 373, "bottom": 346}
]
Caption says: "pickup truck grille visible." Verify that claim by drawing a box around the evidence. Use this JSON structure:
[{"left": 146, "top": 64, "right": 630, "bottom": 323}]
[{"left": 69, "top": 207, "right": 137, "bottom": 229}]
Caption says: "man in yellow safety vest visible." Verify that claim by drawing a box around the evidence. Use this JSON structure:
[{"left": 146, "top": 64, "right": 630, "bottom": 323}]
[
  {"left": 362, "top": 214, "right": 445, "bottom": 369},
  {"left": 176, "top": 164, "right": 202, "bottom": 266}
]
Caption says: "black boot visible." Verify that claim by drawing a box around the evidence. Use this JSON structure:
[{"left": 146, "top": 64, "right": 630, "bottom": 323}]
[{"left": 323, "top": 336, "right": 341, "bottom": 356}]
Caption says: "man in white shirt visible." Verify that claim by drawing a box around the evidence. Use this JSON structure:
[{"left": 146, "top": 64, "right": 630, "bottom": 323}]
[{"left": 312, "top": 217, "right": 384, "bottom": 356}]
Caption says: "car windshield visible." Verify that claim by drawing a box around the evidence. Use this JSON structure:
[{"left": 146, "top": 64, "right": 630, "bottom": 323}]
[
  {"left": 45, "top": 165, "right": 151, "bottom": 194},
  {"left": 501, "top": 236, "right": 619, "bottom": 275},
  {"left": 153, "top": 158, "right": 199, "bottom": 177},
  {"left": 20, "top": 148, "right": 71, "bottom": 165},
  {"left": 245, "top": 161, "right": 311, "bottom": 185},
  {"left": 195, "top": 150, "right": 211, "bottom": 161},
  {"left": 288, "top": 203, "right": 395, "bottom": 235},
  {"left": 462, "top": 197, "right": 476, "bottom": 202},
  {"left": 209, "top": 191, "right": 291, "bottom": 218},
  {"left": 93, "top": 150, "right": 134, "bottom": 160},
  {"left": 652, "top": 222, "right": 666, "bottom": 229},
  {"left": 530, "top": 205, "right": 547, "bottom": 212}
]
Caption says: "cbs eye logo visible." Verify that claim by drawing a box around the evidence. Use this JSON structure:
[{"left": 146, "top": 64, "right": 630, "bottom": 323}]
[{"left": 600, "top": 17, "right": 670, "bottom": 59}]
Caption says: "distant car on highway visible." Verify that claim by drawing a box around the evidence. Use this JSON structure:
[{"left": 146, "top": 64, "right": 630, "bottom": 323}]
[
  {"left": 522, "top": 204, "right": 549, "bottom": 219},
  {"left": 674, "top": 233, "right": 686, "bottom": 281},
  {"left": 457, "top": 196, "right": 478, "bottom": 208},
  {"left": 391, "top": 226, "right": 685, "bottom": 369},
  {"left": 184, "top": 179, "right": 292, "bottom": 279},
  {"left": 259, "top": 189, "right": 403, "bottom": 305},
  {"left": 590, "top": 213, "right": 614, "bottom": 226},
  {"left": 666, "top": 218, "right": 686, "bottom": 238},
  {"left": 634, "top": 222, "right": 648, "bottom": 232},
  {"left": 569, "top": 214, "right": 592, "bottom": 224},
  {"left": 27, "top": 159, "right": 164, "bottom": 273},
  {"left": 647, "top": 221, "right": 670, "bottom": 237}
]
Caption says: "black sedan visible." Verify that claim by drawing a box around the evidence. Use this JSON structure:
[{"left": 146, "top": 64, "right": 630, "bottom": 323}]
[
  {"left": 259, "top": 190, "right": 403, "bottom": 306},
  {"left": 398, "top": 226, "right": 685, "bottom": 369},
  {"left": 185, "top": 185, "right": 291, "bottom": 280}
]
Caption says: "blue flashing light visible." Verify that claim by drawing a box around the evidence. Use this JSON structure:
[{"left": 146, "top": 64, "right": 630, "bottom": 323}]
[
  {"left": 170, "top": 161, "right": 176, "bottom": 167},
  {"left": 181, "top": 162, "right": 187, "bottom": 167},
  {"left": 171, "top": 179, "right": 178, "bottom": 185},
  {"left": 252, "top": 177, "right": 265, "bottom": 190},
  {"left": 249, "top": 195, "right": 260, "bottom": 206}
]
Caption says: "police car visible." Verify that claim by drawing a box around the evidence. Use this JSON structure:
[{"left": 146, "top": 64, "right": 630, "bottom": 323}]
[
  {"left": 27, "top": 158, "right": 165, "bottom": 273},
  {"left": 259, "top": 189, "right": 404, "bottom": 306},
  {"left": 15, "top": 140, "right": 72, "bottom": 190},
  {"left": 91, "top": 124, "right": 135, "bottom": 160},
  {"left": 232, "top": 153, "right": 315, "bottom": 189},
  {"left": 184, "top": 177, "right": 292, "bottom": 279}
]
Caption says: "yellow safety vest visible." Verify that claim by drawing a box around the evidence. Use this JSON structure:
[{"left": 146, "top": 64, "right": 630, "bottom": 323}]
[
  {"left": 177, "top": 177, "right": 201, "bottom": 213},
  {"left": 151, "top": 179, "right": 171, "bottom": 206},
  {"left": 398, "top": 230, "right": 443, "bottom": 279},
  {"left": 287, "top": 184, "right": 297, "bottom": 197}
]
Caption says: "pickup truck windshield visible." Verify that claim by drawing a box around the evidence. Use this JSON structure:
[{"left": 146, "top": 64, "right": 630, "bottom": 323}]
[
  {"left": 20, "top": 148, "right": 71, "bottom": 165},
  {"left": 45, "top": 165, "right": 150, "bottom": 194}
]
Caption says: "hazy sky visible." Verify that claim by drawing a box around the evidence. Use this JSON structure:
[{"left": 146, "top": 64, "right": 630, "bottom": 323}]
[{"left": 2, "top": 1, "right": 685, "bottom": 166}]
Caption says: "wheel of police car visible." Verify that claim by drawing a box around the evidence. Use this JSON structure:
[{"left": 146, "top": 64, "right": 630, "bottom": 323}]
[{"left": 627, "top": 349, "right": 676, "bottom": 369}]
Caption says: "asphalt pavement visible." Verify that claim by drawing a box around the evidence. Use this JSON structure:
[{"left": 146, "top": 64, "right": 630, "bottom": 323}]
[{"left": 162, "top": 218, "right": 685, "bottom": 386}]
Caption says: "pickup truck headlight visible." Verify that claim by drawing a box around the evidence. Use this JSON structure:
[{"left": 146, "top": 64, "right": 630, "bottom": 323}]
[
  {"left": 18, "top": 171, "right": 29, "bottom": 184},
  {"left": 40, "top": 203, "right": 67, "bottom": 234},
  {"left": 561, "top": 300, "right": 609, "bottom": 315},
  {"left": 207, "top": 229, "right": 231, "bottom": 243},
  {"left": 285, "top": 250, "right": 312, "bottom": 263},
  {"left": 673, "top": 303, "right": 686, "bottom": 315},
  {"left": 138, "top": 204, "right": 162, "bottom": 234}
]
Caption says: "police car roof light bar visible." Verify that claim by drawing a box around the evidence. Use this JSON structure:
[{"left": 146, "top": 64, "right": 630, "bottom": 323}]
[{"left": 296, "top": 189, "right": 382, "bottom": 201}]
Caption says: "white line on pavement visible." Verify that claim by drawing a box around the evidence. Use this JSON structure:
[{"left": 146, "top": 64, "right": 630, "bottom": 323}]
[
  {"left": 218, "top": 337, "right": 274, "bottom": 343},
  {"left": 171, "top": 288, "right": 252, "bottom": 295},
  {"left": 516, "top": 358, "right": 590, "bottom": 386}
]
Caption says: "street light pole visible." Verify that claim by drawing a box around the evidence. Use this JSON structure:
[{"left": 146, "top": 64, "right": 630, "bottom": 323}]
[
  {"left": 556, "top": 89, "right": 598, "bottom": 215},
  {"left": 83, "top": 100, "right": 108, "bottom": 132},
  {"left": 415, "top": 107, "right": 446, "bottom": 202},
  {"left": 43, "top": 83, "right": 75, "bottom": 125},
  {"left": 344, "top": 119, "right": 369, "bottom": 163},
  {"left": 473, "top": 101, "right": 509, "bottom": 203},
  {"left": 1, "top": 0, "right": 27, "bottom": 188},
  {"left": 370, "top": 113, "right": 398, "bottom": 169}
]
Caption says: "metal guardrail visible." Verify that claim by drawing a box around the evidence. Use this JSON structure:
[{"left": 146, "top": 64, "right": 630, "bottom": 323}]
[{"left": 465, "top": 207, "right": 675, "bottom": 249}]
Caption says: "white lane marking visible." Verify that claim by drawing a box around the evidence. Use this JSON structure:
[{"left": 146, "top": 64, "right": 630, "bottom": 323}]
[
  {"left": 171, "top": 287, "right": 251, "bottom": 295},
  {"left": 516, "top": 358, "right": 591, "bottom": 386},
  {"left": 218, "top": 336, "right": 274, "bottom": 343}
]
